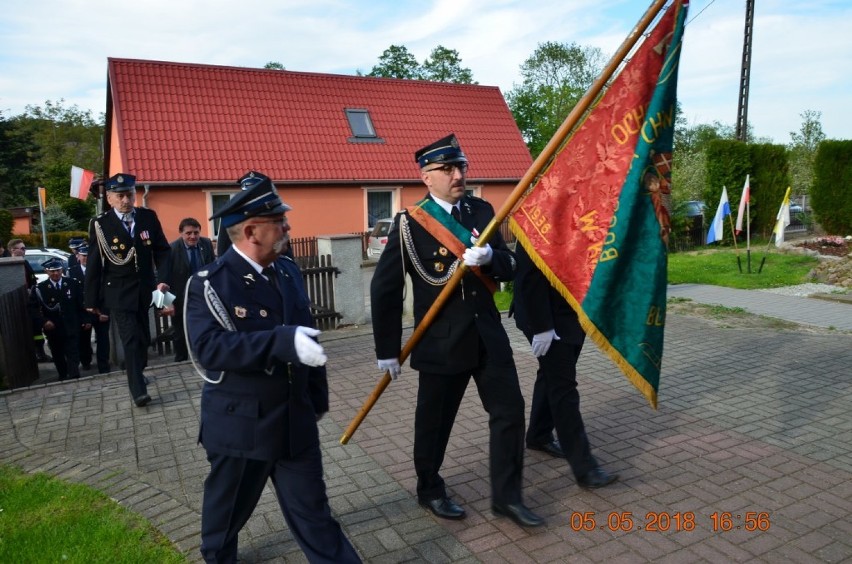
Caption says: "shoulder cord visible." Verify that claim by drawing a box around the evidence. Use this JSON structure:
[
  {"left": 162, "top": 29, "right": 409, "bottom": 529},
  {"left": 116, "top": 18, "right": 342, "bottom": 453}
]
[
  {"left": 187, "top": 279, "right": 235, "bottom": 384},
  {"left": 34, "top": 287, "right": 61, "bottom": 312},
  {"left": 94, "top": 220, "right": 138, "bottom": 270},
  {"left": 399, "top": 213, "right": 459, "bottom": 286}
]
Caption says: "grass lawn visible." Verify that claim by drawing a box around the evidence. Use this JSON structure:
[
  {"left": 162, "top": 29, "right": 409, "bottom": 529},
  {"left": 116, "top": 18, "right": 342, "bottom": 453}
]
[
  {"left": 0, "top": 465, "right": 187, "bottom": 563},
  {"left": 667, "top": 248, "right": 819, "bottom": 289}
]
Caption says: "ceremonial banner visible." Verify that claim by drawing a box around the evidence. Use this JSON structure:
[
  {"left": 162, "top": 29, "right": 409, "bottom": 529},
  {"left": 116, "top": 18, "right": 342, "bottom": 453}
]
[
  {"left": 773, "top": 187, "right": 792, "bottom": 247},
  {"left": 509, "top": 0, "right": 688, "bottom": 408},
  {"left": 735, "top": 174, "right": 750, "bottom": 234}
]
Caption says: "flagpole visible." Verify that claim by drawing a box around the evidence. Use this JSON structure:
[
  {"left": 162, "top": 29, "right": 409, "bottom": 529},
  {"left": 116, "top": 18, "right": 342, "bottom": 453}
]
[
  {"left": 746, "top": 196, "right": 751, "bottom": 272},
  {"left": 340, "top": 0, "right": 674, "bottom": 445}
]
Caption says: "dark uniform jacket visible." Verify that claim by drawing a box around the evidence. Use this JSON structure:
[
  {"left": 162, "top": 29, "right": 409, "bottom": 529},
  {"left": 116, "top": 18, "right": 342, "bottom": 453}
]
[
  {"left": 185, "top": 249, "right": 328, "bottom": 461},
  {"left": 31, "top": 276, "right": 89, "bottom": 334},
  {"left": 511, "top": 244, "right": 586, "bottom": 345},
  {"left": 84, "top": 207, "right": 171, "bottom": 311},
  {"left": 161, "top": 236, "right": 215, "bottom": 302},
  {"left": 371, "top": 194, "right": 517, "bottom": 374}
]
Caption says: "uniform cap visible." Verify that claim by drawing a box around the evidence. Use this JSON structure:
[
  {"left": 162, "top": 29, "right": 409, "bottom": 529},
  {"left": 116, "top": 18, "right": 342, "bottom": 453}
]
[
  {"left": 105, "top": 173, "right": 136, "bottom": 192},
  {"left": 211, "top": 171, "right": 291, "bottom": 229},
  {"left": 414, "top": 133, "right": 468, "bottom": 168},
  {"left": 42, "top": 257, "right": 64, "bottom": 271}
]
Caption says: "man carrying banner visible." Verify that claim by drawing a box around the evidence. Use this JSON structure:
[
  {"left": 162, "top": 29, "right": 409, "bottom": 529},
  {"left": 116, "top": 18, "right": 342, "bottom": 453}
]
[
  {"left": 512, "top": 244, "right": 618, "bottom": 489},
  {"left": 371, "top": 134, "right": 543, "bottom": 528}
]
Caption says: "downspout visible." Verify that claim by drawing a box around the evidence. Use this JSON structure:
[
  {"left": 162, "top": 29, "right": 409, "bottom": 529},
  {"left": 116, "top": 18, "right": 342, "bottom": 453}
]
[{"left": 143, "top": 184, "right": 150, "bottom": 208}]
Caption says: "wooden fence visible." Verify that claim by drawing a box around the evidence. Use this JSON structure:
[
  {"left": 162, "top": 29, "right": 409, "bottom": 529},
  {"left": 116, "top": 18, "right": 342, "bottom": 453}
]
[{"left": 294, "top": 254, "right": 342, "bottom": 330}]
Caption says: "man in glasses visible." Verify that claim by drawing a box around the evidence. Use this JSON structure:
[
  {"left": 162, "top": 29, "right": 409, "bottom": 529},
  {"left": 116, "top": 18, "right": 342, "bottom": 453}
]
[
  {"left": 185, "top": 171, "right": 360, "bottom": 563},
  {"left": 371, "top": 133, "right": 544, "bottom": 528}
]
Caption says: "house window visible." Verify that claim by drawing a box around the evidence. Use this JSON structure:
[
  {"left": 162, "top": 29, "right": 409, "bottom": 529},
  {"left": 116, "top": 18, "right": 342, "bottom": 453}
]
[
  {"left": 367, "top": 190, "right": 394, "bottom": 228},
  {"left": 210, "top": 192, "right": 236, "bottom": 240},
  {"left": 345, "top": 109, "right": 383, "bottom": 143}
]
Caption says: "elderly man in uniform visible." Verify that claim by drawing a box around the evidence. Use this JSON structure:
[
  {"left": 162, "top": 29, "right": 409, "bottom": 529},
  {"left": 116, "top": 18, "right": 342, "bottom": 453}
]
[
  {"left": 31, "top": 258, "right": 89, "bottom": 381},
  {"left": 185, "top": 171, "right": 360, "bottom": 563},
  {"left": 371, "top": 133, "right": 544, "bottom": 528},
  {"left": 161, "top": 217, "right": 214, "bottom": 362},
  {"left": 85, "top": 173, "right": 171, "bottom": 407}
]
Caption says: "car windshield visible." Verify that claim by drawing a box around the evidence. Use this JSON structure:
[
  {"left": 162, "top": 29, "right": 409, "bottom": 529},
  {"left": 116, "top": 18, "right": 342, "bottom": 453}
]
[{"left": 371, "top": 221, "right": 391, "bottom": 237}]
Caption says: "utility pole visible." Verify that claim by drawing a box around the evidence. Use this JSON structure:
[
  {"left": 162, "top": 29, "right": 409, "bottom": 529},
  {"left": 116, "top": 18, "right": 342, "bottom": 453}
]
[{"left": 735, "top": 0, "right": 755, "bottom": 142}]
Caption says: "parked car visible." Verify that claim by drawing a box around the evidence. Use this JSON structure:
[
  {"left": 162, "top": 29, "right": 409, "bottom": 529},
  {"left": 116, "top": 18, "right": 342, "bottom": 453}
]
[
  {"left": 367, "top": 218, "right": 393, "bottom": 260},
  {"left": 25, "top": 248, "right": 71, "bottom": 283}
]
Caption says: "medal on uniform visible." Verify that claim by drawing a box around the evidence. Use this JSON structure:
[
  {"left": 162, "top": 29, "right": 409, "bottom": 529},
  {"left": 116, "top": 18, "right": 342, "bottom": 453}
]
[
  {"left": 438, "top": 247, "right": 448, "bottom": 256},
  {"left": 113, "top": 237, "right": 119, "bottom": 244},
  {"left": 141, "top": 230, "right": 150, "bottom": 240},
  {"left": 434, "top": 262, "right": 445, "bottom": 273},
  {"left": 119, "top": 244, "right": 126, "bottom": 250},
  {"left": 234, "top": 306, "right": 247, "bottom": 318},
  {"left": 259, "top": 309, "right": 268, "bottom": 317}
]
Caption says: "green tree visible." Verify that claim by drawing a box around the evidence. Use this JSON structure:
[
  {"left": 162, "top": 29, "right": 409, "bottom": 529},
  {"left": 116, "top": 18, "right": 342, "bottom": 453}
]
[
  {"left": 368, "top": 45, "right": 421, "bottom": 79},
  {"left": 36, "top": 205, "right": 77, "bottom": 232},
  {"left": 264, "top": 61, "right": 285, "bottom": 70},
  {"left": 0, "top": 110, "right": 41, "bottom": 207},
  {"left": 506, "top": 41, "right": 605, "bottom": 157},
  {"left": 421, "top": 46, "right": 476, "bottom": 84},
  {"left": 787, "top": 109, "right": 825, "bottom": 196}
]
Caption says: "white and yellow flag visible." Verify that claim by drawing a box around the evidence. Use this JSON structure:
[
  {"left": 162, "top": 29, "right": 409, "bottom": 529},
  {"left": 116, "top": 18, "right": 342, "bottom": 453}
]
[{"left": 773, "top": 187, "right": 792, "bottom": 247}]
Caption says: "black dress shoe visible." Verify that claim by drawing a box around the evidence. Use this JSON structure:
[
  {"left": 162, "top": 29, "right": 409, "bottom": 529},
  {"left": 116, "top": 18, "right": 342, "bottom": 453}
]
[
  {"left": 419, "top": 497, "right": 466, "bottom": 520},
  {"left": 134, "top": 394, "right": 152, "bottom": 407},
  {"left": 577, "top": 467, "right": 618, "bottom": 489},
  {"left": 527, "top": 438, "right": 564, "bottom": 458},
  {"left": 492, "top": 503, "right": 545, "bottom": 527}
]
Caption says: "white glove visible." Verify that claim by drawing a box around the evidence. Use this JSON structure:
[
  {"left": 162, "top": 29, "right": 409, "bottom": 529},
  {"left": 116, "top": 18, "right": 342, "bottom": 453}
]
[
  {"left": 378, "top": 358, "right": 402, "bottom": 380},
  {"left": 531, "top": 329, "right": 560, "bottom": 357},
  {"left": 462, "top": 244, "right": 493, "bottom": 267},
  {"left": 294, "top": 326, "right": 327, "bottom": 367}
]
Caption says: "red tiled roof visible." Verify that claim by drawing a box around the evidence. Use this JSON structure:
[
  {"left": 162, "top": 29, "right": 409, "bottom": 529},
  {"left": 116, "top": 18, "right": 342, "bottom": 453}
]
[{"left": 107, "top": 58, "right": 532, "bottom": 184}]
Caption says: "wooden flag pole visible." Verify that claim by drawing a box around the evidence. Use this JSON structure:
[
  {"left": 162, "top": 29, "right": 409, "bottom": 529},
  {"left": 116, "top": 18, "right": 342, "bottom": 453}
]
[{"left": 340, "top": 0, "right": 674, "bottom": 445}]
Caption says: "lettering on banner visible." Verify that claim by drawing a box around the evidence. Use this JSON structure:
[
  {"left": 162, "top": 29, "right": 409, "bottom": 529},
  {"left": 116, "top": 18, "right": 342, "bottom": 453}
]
[
  {"left": 519, "top": 202, "right": 552, "bottom": 243},
  {"left": 646, "top": 305, "right": 665, "bottom": 327}
]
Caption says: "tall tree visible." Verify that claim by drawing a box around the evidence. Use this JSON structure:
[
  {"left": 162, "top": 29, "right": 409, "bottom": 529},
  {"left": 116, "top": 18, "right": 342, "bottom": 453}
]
[
  {"left": 788, "top": 109, "right": 825, "bottom": 196},
  {"left": 506, "top": 42, "right": 605, "bottom": 157},
  {"left": 368, "top": 45, "right": 421, "bottom": 79},
  {"left": 421, "top": 46, "right": 476, "bottom": 84},
  {"left": 0, "top": 110, "right": 40, "bottom": 207}
]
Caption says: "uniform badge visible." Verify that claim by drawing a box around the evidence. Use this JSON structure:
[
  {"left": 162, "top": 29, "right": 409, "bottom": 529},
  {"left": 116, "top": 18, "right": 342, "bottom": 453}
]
[
  {"left": 119, "top": 244, "right": 126, "bottom": 250},
  {"left": 113, "top": 237, "right": 119, "bottom": 244},
  {"left": 234, "top": 306, "right": 247, "bottom": 318},
  {"left": 434, "top": 262, "right": 445, "bottom": 273},
  {"left": 116, "top": 253, "right": 123, "bottom": 259},
  {"left": 111, "top": 245, "right": 118, "bottom": 250},
  {"left": 243, "top": 273, "right": 256, "bottom": 284},
  {"left": 145, "top": 240, "right": 152, "bottom": 245},
  {"left": 438, "top": 247, "right": 448, "bottom": 256},
  {"left": 259, "top": 309, "right": 268, "bottom": 317}
]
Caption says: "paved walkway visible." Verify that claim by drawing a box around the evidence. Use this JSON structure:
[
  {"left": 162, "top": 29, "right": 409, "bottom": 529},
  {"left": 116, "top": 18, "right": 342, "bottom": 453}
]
[{"left": 3, "top": 285, "right": 852, "bottom": 563}]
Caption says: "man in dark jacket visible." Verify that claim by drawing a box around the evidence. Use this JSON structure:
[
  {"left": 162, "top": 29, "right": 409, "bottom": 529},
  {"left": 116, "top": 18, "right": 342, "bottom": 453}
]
[
  {"left": 371, "top": 133, "right": 543, "bottom": 528},
  {"left": 69, "top": 245, "right": 111, "bottom": 373},
  {"left": 31, "top": 258, "right": 89, "bottom": 380},
  {"left": 512, "top": 244, "right": 618, "bottom": 489},
  {"left": 185, "top": 171, "right": 360, "bottom": 563},
  {"left": 85, "top": 173, "right": 171, "bottom": 407},
  {"left": 161, "top": 217, "right": 214, "bottom": 361}
]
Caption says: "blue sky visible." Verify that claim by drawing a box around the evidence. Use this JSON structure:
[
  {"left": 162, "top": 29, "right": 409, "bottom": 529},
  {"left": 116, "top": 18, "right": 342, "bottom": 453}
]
[{"left": 1, "top": 0, "right": 849, "bottom": 144}]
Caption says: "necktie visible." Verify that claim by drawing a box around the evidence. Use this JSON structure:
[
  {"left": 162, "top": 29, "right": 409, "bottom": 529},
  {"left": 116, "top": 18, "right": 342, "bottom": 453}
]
[
  {"left": 451, "top": 206, "right": 461, "bottom": 223},
  {"left": 122, "top": 213, "right": 134, "bottom": 235},
  {"left": 263, "top": 266, "right": 280, "bottom": 294},
  {"left": 189, "top": 246, "right": 200, "bottom": 273}
]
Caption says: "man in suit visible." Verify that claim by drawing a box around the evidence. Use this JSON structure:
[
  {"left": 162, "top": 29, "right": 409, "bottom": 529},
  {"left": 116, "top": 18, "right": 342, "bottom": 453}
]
[
  {"left": 162, "top": 217, "right": 214, "bottom": 362},
  {"left": 85, "top": 173, "right": 171, "bottom": 407},
  {"left": 371, "top": 133, "right": 543, "bottom": 528},
  {"left": 69, "top": 245, "right": 111, "bottom": 373},
  {"left": 31, "top": 258, "right": 89, "bottom": 381},
  {"left": 512, "top": 244, "right": 619, "bottom": 489},
  {"left": 185, "top": 170, "right": 360, "bottom": 563}
]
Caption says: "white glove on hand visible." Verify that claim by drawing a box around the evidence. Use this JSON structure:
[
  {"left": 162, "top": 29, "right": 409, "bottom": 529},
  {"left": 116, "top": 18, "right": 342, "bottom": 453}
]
[
  {"left": 378, "top": 358, "right": 402, "bottom": 380},
  {"left": 462, "top": 244, "right": 493, "bottom": 267},
  {"left": 294, "top": 326, "right": 327, "bottom": 367},
  {"left": 531, "top": 329, "right": 560, "bottom": 357}
]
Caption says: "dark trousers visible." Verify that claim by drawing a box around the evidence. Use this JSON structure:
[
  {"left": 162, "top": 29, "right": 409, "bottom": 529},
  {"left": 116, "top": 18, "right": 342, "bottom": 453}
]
[
  {"left": 80, "top": 318, "right": 111, "bottom": 372},
  {"left": 200, "top": 447, "right": 361, "bottom": 563},
  {"left": 111, "top": 307, "right": 150, "bottom": 400},
  {"left": 525, "top": 337, "right": 596, "bottom": 480},
  {"left": 414, "top": 347, "right": 525, "bottom": 506},
  {"left": 44, "top": 327, "right": 80, "bottom": 380},
  {"left": 171, "top": 298, "right": 188, "bottom": 361}
]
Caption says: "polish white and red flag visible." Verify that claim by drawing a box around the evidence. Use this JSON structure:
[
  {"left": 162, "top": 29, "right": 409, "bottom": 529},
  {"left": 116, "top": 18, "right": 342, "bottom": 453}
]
[{"left": 70, "top": 166, "right": 95, "bottom": 199}]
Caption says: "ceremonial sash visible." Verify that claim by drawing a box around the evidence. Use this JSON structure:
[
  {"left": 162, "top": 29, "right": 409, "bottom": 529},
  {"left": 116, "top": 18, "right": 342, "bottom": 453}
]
[{"left": 407, "top": 198, "right": 498, "bottom": 294}]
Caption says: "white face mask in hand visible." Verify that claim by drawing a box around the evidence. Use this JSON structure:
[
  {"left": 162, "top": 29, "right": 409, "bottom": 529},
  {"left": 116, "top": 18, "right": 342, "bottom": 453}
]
[{"left": 294, "top": 326, "right": 327, "bottom": 366}]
